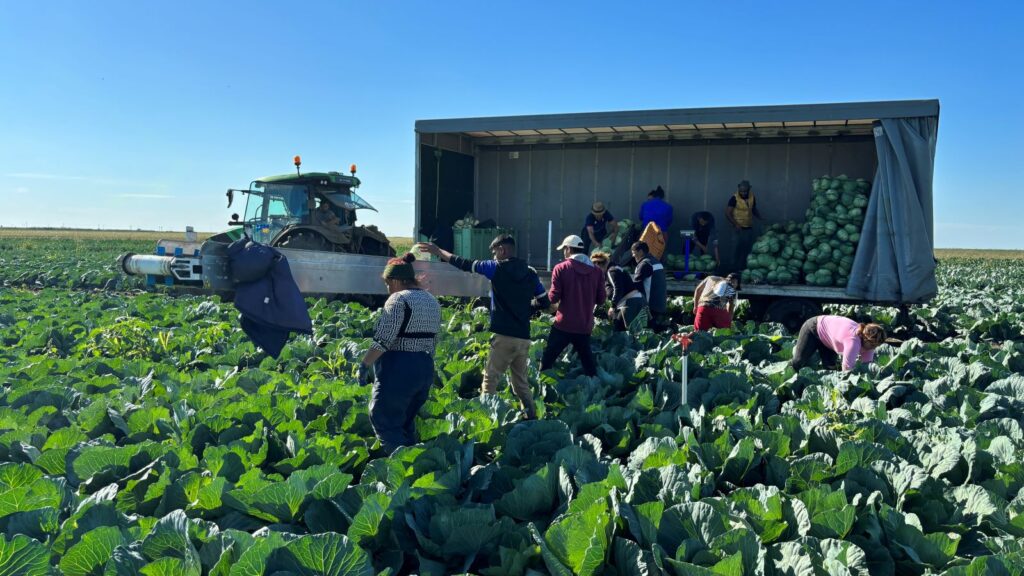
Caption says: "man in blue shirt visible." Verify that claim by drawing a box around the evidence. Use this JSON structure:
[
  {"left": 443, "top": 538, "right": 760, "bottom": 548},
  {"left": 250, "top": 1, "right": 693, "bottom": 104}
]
[
  {"left": 639, "top": 185, "right": 673, "bottom": 238},
  {"left": 420, "top": 235, "right": 550, "bottom": 419}
]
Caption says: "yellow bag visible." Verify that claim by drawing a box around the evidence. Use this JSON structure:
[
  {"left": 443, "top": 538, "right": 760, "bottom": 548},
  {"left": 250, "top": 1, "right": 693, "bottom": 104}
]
[{"left": 639, "top": 222, "right": 666, "bottom": 259}]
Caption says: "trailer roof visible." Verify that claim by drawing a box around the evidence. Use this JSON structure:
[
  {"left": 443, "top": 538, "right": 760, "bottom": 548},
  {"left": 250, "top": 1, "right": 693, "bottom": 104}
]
[{"left": 416, "top": 99, "right": 939, "bottom": 140}]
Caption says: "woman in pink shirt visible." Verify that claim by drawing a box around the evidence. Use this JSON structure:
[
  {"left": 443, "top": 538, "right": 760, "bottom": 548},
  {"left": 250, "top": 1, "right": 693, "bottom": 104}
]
[{"left": 790, "top": 315, "right": 887, "bottom": 371}]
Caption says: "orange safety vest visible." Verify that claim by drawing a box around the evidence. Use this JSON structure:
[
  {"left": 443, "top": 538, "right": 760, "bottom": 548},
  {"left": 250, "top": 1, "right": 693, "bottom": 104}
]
[{"left": 733, "top": 192, "right": 756, "bottom": 228}]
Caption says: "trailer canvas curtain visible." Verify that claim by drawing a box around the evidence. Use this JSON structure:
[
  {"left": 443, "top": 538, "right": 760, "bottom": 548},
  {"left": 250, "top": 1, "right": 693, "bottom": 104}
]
[{"left": 847, "top": 117, "right": 939, "bottom": 303}]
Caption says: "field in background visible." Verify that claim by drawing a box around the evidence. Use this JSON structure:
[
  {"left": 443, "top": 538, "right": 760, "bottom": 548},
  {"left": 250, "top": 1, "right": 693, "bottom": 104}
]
[
  {"left": 934, "top": 248, "right": 1024, "bottom": 260},
  {"left": 0, "top": 229, "right": 412, "bottom": 250},
  {"left": 0, "top": 230, "right": 418, "bottom": 290},
  {"left": 3, "top": 229, "right": 1020, "bottom": 261},
  {"left": 0, "top": 228, "right": 212, "bottom": 242},
  {"left": 390, "top": 237, "right": 414, "bottom": 254}
]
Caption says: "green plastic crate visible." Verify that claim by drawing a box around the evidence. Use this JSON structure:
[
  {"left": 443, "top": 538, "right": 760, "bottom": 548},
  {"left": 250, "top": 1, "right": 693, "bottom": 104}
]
[{"left": 454, "top": 227, "right": 516, "bottom": 260}]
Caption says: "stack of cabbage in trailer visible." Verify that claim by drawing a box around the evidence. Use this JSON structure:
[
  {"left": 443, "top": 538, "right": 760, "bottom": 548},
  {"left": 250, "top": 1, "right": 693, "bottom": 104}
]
[
  {"left": 740, "top": 174, "right": 871, "bottom": 287},
  {"left": 801, "top": 175, "right": 870, "bottom": 287},
  {"left": 665, "top": 252, "right": 716, "bottom": 273},
  {"left": 740, "top": 221, "right": 806, "bottom": 285}
]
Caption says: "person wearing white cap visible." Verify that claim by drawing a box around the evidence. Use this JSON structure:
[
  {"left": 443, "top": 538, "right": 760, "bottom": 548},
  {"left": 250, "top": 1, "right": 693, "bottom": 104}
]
[
  {"left": 541, "top": 235, "right": 606, "bottom": 376},
  {"left": 582, "top": 201, "right": 616, "bottom": 254}
]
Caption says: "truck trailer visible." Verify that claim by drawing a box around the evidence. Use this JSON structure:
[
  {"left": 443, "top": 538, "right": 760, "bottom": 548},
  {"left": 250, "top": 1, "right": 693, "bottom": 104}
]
[{"left": 414, "top": 100, "right": 940, "bottom": 329}]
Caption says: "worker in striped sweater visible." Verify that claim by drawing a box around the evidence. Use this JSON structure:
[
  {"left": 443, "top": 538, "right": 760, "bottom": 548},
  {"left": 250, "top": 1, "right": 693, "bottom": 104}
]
[{"left": 358, "top": 253, "right": 441, "bottom": 453}]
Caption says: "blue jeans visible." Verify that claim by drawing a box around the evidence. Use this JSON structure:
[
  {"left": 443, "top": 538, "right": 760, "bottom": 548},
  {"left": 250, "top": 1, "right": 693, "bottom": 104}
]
[{"left": 369, "top": 351, "right": 434, "bottom": 454}]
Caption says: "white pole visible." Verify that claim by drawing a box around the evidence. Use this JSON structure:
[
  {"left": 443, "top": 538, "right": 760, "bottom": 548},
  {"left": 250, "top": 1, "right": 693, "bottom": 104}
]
[
  {"left": 547, "top": 220, "right": 553, "bottom": 271},
  {"left": 673, "top": 334, "right": 691, "bottom": 410},
  {"left": 681, "top": 353, "right": 688, "bottom": 409}
]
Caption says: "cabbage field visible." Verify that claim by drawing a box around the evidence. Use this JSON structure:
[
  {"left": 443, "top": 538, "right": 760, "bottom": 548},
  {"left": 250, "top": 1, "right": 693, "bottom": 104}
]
[
  {"left": 2, "top": 233, "right": 1024, "bottom": 575},
  {"left": 0, "top": 231, "right": 154, "bottom": 291}
]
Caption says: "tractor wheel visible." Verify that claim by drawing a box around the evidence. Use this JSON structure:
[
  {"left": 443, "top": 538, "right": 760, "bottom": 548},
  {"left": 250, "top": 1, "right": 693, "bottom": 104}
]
[
  {"left": 276, "top": 231, "right": 333, "bottom": 252},
  {"left": 360, "top": 237, "right": 395, "bottom": 257}
]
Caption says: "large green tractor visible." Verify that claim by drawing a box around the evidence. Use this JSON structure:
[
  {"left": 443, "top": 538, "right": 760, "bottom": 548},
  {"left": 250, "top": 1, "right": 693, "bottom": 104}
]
[
  {"left": 120, "top": 158, "right": 488, "bottom": 300},
  {"left": 226, "top": 157, "right": 394, "bottom": 256}
]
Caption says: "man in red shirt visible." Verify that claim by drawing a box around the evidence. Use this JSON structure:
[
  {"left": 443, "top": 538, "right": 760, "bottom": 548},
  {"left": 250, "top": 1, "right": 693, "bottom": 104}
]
[{"left": 541, "top": 235, "right": 607, "bottom": 376}]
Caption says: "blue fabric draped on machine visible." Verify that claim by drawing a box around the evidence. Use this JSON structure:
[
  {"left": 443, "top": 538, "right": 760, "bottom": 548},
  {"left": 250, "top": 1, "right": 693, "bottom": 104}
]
[{"left": 227, "top": 237, "right": 312, "bottom": 357}]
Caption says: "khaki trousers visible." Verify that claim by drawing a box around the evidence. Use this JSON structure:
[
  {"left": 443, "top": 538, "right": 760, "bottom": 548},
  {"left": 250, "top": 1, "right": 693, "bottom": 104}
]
[{"left": 482, "top": 334, "right": 536, "bottom": 418}]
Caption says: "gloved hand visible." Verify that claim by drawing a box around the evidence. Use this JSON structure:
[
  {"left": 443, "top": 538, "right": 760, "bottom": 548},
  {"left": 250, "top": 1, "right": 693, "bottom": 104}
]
[{"left": 357, "top": 363, "right": 374, "bottom": 385}]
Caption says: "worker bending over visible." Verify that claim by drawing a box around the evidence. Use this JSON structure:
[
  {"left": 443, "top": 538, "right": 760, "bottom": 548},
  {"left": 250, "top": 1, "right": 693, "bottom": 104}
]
[
  {"left": 693, "top": 273, "right": 740, "bottom": 331},
  {"left": 582, "top": 201, "right": 616, "bottom": 254},
  {"left": 791, "top": 315, "right": 886, "bottom": 371}
]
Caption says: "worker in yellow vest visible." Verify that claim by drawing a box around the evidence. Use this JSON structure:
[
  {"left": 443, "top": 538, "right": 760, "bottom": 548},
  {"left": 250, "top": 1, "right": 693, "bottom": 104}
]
[{"left": 725, "top": 180, "right": 762, "bottom": 272}]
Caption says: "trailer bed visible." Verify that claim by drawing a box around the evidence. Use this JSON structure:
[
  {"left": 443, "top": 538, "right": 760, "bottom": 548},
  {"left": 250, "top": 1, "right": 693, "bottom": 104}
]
[{"left": 534, "top": 271, "right": 859, "bottom": 302}]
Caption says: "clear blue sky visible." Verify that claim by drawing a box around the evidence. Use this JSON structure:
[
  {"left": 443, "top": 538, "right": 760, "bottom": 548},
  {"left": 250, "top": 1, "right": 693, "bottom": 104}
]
[{"left": 1, "top": 1, "right": 1020, "bottom": 248}]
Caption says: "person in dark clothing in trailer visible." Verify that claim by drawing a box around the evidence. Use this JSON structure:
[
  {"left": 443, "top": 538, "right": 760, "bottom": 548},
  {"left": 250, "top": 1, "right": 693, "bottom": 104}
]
[
  {"left": 725, "top": 180, "right": 762, "bottom": 271},
  {"left": 692, "top": 211, "right": 720, "bottom": 268},
  {"left": 582, "top": 201, "right": 617, "bottom": 254},
  {"left": 630, "top": 241, "right": 667, "bottom": 329},
  {"left": 358, "top": 253, "right": 442, "bottom": 454},
  {"left": 419, "top": 235, "right": 550, "bottom": 420},
  {"left": 541, "top": 235, "right": 606, "bottom": 376}
]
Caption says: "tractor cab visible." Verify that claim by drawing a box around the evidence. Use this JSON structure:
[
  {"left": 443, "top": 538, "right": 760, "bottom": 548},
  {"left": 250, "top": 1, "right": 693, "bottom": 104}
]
[{"left": 227, "top": 159, "right": 392, "bottom": 255}]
